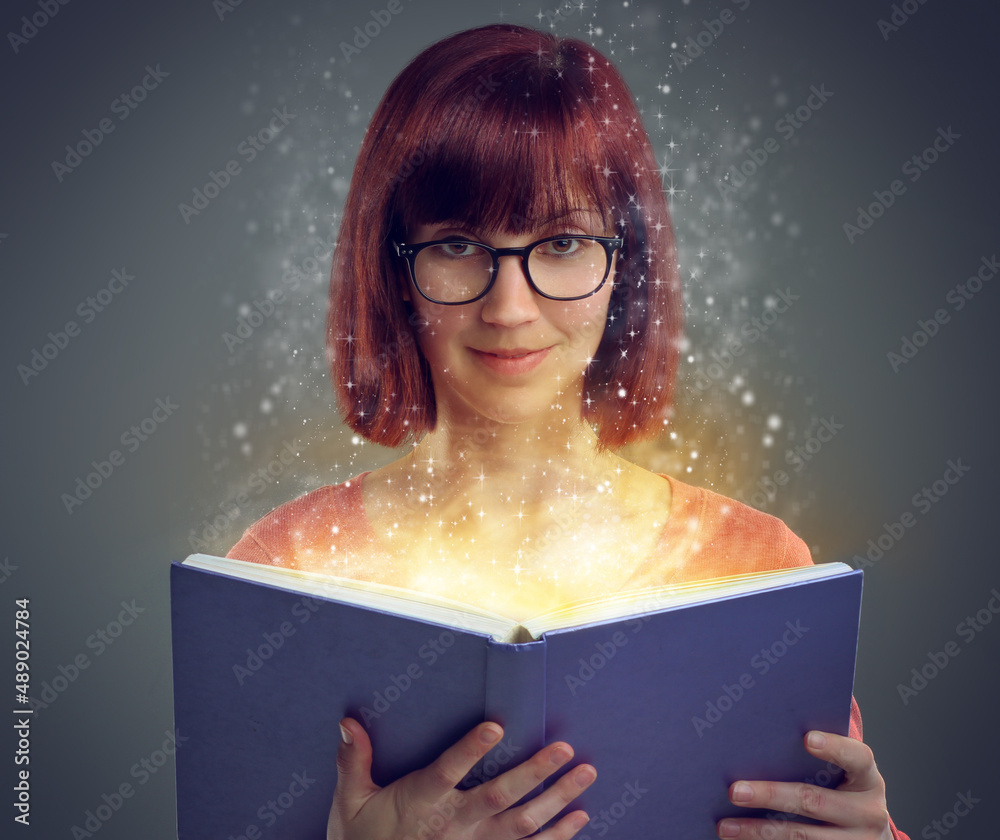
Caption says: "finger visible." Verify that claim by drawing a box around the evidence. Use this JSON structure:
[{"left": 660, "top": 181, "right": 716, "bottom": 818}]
[
  {"left": 716, "top": 813, "right": 845, "bottom": 840},
  {"left": 408, "top": 721, "right": 507, "bottom": 802},
  {"left": 330, "top": 718, "right": 379, "bottom": 816},
  {"left": 523, "top": 809, "right": 591, "bottom": 840},
  {"left": 463, "top": 741, "right": 595, "bottom": 826},
  {"left": 726, "top": 775, "right": 851, "bottom": 824},
  {"left": 722, "top": 731, "right": 889, "bottom": 833},
  {"left": 802, "top": 730, "right": 885, "bottom": 794},
  {"left": 489, "top": 760, "right": 598, "bottom": 839}
]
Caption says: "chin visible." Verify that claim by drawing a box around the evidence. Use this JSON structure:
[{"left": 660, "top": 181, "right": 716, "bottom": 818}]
[
  {"left": 467, "top": 396, "right": 577, "bottom": 430},
  {"left": 435, "top": 371, "right": 582, "bottom": 430}
]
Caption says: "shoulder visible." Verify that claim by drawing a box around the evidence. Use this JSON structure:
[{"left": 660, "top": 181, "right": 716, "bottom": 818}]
[
  {"left": 225, "top": 474, "right": 370, "bottom": 567},
  {"left": 664, "top": 475, "right": 813, "bottom": 577}
]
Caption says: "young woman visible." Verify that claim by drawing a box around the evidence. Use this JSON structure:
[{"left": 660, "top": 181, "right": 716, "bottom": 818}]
[{"left": 228, "top": 24, "right": 907, "bottom": 840}]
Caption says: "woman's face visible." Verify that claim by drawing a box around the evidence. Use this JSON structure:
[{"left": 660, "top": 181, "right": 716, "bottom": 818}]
[{"left": 405, "top": 209, "right": 617, "bottom": 430}]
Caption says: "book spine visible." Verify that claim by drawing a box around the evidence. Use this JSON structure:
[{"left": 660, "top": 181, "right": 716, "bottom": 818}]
[{"left": 463, "top": 638, "right": 547, "bottom": 789}]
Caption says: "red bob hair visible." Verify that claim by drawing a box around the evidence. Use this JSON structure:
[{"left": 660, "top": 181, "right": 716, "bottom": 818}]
[{"left": 328, "top": 24, "right": 682, "bottom": 449}]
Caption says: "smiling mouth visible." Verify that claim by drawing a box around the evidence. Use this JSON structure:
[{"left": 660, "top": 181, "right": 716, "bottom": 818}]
[
  {"left": 483, "top": 349, "right": 540, "bottom": 358},
  {"left": 470, "top": 347, "right": 551, "bottom": 374}
]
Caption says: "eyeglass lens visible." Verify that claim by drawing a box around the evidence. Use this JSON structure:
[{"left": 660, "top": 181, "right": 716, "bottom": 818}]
[{"left": 414, "top": 238, "right": 609, "bottom": 303}]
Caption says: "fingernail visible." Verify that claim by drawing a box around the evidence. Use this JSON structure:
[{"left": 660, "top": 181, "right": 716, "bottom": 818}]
[
  {"left": 807, "top": 731, "right": 826, "bottom": 749},
  {"left": 479, "top": 724, "right": 502, "bottom": 745},
  {"left": 731, "top": 782, "right": 753, "bottom": 802},
  {"left": 571, "top": 812, "right": 590, "bottom": 830},
  {"left": 550, "top": 745, "right": 572, "bottom": 765},
  {"left": 339, "top": 723, "right": 353, "bottom": 745},
  {"left": 573, "top": 766, "right": 596, "bottom": 787},
  {"left": 718, "top": 819, "right": 740, "bottom": 838}
]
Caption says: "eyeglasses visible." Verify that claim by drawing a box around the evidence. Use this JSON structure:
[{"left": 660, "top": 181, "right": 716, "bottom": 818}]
[{"left": 393, "top": 235, "right": 623, "bottom": 305}]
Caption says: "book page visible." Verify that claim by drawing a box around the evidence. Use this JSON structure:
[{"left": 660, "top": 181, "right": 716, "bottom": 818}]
[
  {"left": 184, "top": 555, "right": 851, "bottom": 642},
  {"left": 520, "top": 562, "right": 851, "bottom": 637},
  {"left": 184, "top": 554, "right": 521, "bottom": 639}
]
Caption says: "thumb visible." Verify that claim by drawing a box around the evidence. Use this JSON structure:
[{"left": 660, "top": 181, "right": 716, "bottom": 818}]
[{"left": 332, "top": 718, "right": 378, "bottom": 813}]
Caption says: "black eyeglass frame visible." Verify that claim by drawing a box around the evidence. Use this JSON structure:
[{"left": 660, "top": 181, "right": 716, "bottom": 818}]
[{"left": 392, "top": 235, "right": 624, "bottom": 305}]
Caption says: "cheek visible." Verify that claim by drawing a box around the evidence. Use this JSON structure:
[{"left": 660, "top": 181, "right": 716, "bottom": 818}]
[
  {"left": 409, "top": 301, "right": 468, "bottom": 365},
  {"left": 564, "top": 290, "right": 612, "bottom": 351},
  {"left": 408, "top": 295, "right": 449, "bottom": 336}
]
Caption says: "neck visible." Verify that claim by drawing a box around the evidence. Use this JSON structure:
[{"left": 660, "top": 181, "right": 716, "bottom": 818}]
[{"left": 402, "top": 413, "right": 620, "bottom": 510}]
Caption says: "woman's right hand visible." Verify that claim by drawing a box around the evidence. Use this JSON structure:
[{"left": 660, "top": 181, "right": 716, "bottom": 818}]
[{"left": 327, "top": 717, "right": 596, "bottom": 840}]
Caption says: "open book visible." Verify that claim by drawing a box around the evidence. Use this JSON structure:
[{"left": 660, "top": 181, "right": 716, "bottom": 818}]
[{"left": 171, "top": 555, "right": 862, "bottom": 839}]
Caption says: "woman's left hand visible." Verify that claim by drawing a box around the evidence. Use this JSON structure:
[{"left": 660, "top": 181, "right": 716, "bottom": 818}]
[{"left": 716, "top": 730, "right": 893, "bottom": 839}]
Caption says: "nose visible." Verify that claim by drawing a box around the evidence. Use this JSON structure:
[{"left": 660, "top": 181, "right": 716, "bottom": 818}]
[{"left": 479, "top": 254, "right": 541, "bottom": 327}]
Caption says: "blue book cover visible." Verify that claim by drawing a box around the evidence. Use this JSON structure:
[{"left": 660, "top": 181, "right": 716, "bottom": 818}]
[{"left": 170, "top": 556, "right": 862, "bottom": 839}]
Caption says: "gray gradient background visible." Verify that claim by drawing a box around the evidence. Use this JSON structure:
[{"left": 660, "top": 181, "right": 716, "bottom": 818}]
[{"left": 2, "top": 0, "right": 998, "bottom": 837}]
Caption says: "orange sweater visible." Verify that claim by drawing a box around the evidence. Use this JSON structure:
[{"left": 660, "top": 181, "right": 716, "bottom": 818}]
[
  {"left": 227, "top": 473, "right": 812, "bottom": 578},
  {"left": 228, "top": 473, "right": 908, "bottom": 838}
]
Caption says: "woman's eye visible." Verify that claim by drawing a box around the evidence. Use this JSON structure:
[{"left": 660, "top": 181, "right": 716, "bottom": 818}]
[
  {"left": 543, "top": 238, "right": 582, "bottom": 255},
  {"left": 439, "top": 243, "right": 477, "bottom": 257}
]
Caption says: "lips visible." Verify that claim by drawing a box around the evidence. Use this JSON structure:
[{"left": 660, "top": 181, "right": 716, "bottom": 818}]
[{"left": 469, "top": 346, "right": 552, "bottom": 375}]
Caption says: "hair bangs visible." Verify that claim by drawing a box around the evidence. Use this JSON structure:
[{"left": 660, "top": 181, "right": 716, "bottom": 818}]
[{"left": 391, "top": 55, "right": 618, "bottom": 239}]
